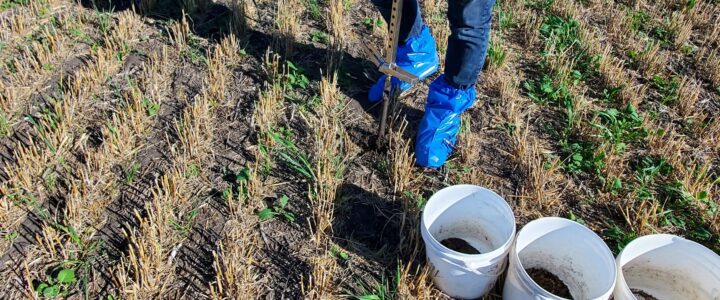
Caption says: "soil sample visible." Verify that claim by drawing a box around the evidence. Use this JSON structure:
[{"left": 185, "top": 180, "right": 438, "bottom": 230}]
[
  {"left": 526, "top": 268, "right": 572, "bottom": 299},
  {"left": 632, "top": 289, "right": 659, "bottom": 300},
  {"left": 440, "top": 238, "right": 481, "bottom": 254}
]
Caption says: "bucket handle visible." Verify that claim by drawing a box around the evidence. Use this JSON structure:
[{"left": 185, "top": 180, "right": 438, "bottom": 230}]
[{"left": 438, "top": 256, "right": 508, "bottom": 277}]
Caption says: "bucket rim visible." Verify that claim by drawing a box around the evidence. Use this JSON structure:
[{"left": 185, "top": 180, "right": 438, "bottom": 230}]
[
  {"left": 616, "top": 233, "right": 720, "bottom": 267},
  {"left": 421, "top": 185, "right": 517, "bottom": 260},
  {"left": 512, "top": 217, "right": 617, "bottom": 299}
]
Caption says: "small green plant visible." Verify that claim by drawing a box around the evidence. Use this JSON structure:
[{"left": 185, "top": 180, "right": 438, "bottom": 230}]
[
  {"left": 562, "top": 141, "right": 605, "bottom": 175},
  {"left": 486, "top": 38, "right": 507, "bottom": 68},
  {"left": 285, "top": 61, "right": 310, "bottom": 90},
  {"left": 604, "top": 225, "right": 638, "bottom": 254},
  {"left": 310, "top": 30, "right": 329, "bottom": 44},
  {"left": 402, "top": 191, "right": 427, "bottom": 210},
  {"left": 329, "top": 245, "right": 350, "bottom": 261},
  {"left": 651, "top": 22, "right": 675, "bottom": 46},
  {"left": 362, "top": 17, "right": 384, "bottom": 30},
  {"left": 222, "top": 166, "right": 252, "bottom": 202},
  {"left": 142, "top": 97, "right": 161, "bottom": 117},
  {"left": 497, "top": 9, "right": 516, "bottom": 30},
  {"left": 628, "top": 10, "right": 650, "bottom": 32},
  {"left": 567, "top": 211, "right": 586, "bottom": 225},
  {"left": 27, "top": 107, "right": 62, "bottom": 154},
  {"left": 258, "top": 195, "right": 295, "bottom": 222},
  {"left": 680, "top": 42, "right": 696, "bottom": 55},
  {"left": 3, "top": 231, "right": 18, "bottom": 241},
  {"left": 660, "top": 181, "right": 716, "bottom": 242},
  {"left": 269, "top": 127, "right": 315, "bottom": 182},
  {"left": 123, "top": 162, "right": 141, "bottom": 184},
  {"left": 540, "top": 15, "right": 580, "bottom": 52},
  {"left": 35, "top": 268, "right": 76, "bottom": 298},
  {"left": 0, "top": 0, "right": 30, "bottom": 11},
  {"left": 523, "top": 74, "right": 570, "bottom": 105},
  {"left": 346, "top": 267, "right": 400, "bottom": 300},
  {"left": 96, "top": 11, "right": 112, "bottom": 35},
  {"left": 592, "top": 104, "right": 647, "bottom": 150},
  {"left": 303, "top": 0, "right": 322, "bottom": 21},
  {"left": 0, "top": 112, "right": 11, "bottom": 137},
  {"left": 632, "top": 156, "right": 672, "bottom": 200},
  {"left": 652, "top": 75, "right": 680, "bottom": 104},
  {"left": 171, "top": 208, "right": 200, "bottom": 236}
]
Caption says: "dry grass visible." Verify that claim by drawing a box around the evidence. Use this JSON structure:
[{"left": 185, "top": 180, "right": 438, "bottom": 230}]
[
  {"left": 253, "top": 50, "right": 284, "bottom": 152},
  {"left": 275, "top": 0, "right": 300, "bottom": 58},
  {"left": 676, "top": 76, "right": 702, "bottom": 119},
  {"left": 517, "top": 131, "right": 563, "bottom": 217},
  {"left": 210, "top": 220, "right": 259, "bottom": 299},
  {"left": 696, "top": 47, "right": 720, "bottom": 86},
  {"left": 670, "top": 11, "right": 693, "bottom": 47},
  {"left": 388, "top": 116, "right": 415, "bottom": 198},
  {"left": 638, "top": 40, "right": 668, "bottom": 76},
  {"left": 309, "top": 74, "right": 351, "bottom": 242}
]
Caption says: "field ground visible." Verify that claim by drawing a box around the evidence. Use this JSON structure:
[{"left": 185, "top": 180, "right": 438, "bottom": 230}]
[{"left": 0, "top": 0, "right": 718, "bottom": 298}]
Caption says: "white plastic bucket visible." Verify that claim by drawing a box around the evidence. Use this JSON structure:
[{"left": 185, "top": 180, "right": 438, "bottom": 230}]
[
  {"left": 503, "top": 217, "right": 617, "bottom": 300},
  {"left": 613, "top": 234, "right": 720, "bottom": 300},
  {"left": 420, "top": 185, "right": 516, "bottom": 299}
]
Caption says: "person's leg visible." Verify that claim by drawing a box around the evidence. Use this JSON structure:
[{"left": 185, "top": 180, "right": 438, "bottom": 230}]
[
  {"left": 444, "top": 0, "right": 496, "bottom": 88},
  {"left": 370, "top": 0, "right": 423, "bottom": 42},
  {"left": 415, "top": 0, "right": 495, "bottom": 168},
  {"left": 367, "top": 0, "right": 439, "bottom": 102}
]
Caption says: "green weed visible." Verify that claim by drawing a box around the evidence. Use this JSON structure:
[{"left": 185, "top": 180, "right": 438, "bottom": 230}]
[
  {"left": 592, "top": 104, "right": 647, "bottom": 150},
  {"left": 303, "top": 0, "right": 322, "bottom": 21},
  {"left": 0, "top": 112, "right": 11, "bottom": 137},
  {"left": 123, "top": 162, "right": 141, "bottom": 185},
  {"left": 497, "top": 9, "right": 516, "bottom": 30},
  {"left": 35, "top": 268, "right": 76, "bottom": 298},
  {"left": 628, "top": 10, "right": 651, "bottom": 32},
  {"left": 329, "top": 245, "right": 350, "bottom": 262},
  {"left": 258, "top": 195, "right": 295, "bottom": 222},
  {"left": 222, "top": 166, "right": 252, "bottom": 202},
  {"left": 486, "top": 38, "right": 507, "bottom": 68},
  {"left": 362, "top": 17, "right": 384, "bottom": 30},
  {"left": 525, "top": 0, "right": 555, "bottom": 11},
  {"left": 660, "top": 181, "right": 717, "bottom": 242},
  {"left": 171, "top": 208, "right": 200, "bottom": 236},
  {"left": 403, "top": 191, "right": 427, "bottom": 210},
  {"left": 562, "top": 141, "right": 605, "bottom": 175},
  {"left": 346, "top": 266, "right": 400, "bottom": 300},
  {"left": 651, "top": 21, "right": 675, "bottom": 46},
  {"left": 0, "top": 0, "right": 30, "bottom": 11},
  {"left": 632, "top": 156, "right": 672, "bottom": 200},
  {"left": 540, "top": 15, "right": 580, "bottom": 53},
  {"left": 311, "top": 30, "right": 329, "bottom": 44},
  {"left": 604, "top": 225, "right": 638, "bottom": 254},
  {"left": 285, "top": 61, "right": 310, "bottom": 90},
  {"left": 652, "top": 75, "right": 680, "bottom": 104},
  {"left": 142, "top": 97, "right": 161, "bottom": 117},
  {"left": 269, "top": 127, "right": 316, "bottom": 182}
]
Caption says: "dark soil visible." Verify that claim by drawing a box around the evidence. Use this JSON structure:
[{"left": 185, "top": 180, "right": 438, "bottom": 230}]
[
  {"left": 526, "top": 268, "right": 572, "bottom": 299},
  {"left": 440, "top": 238, "right": 481, "bottom": 254},
  {"left": 632, "top": 289, "right": 659, "bottom": 300}
]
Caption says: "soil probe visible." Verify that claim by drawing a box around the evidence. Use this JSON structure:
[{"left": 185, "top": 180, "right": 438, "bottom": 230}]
[{"left": 361, "top": 0, "right": 419, "bottom": 147}]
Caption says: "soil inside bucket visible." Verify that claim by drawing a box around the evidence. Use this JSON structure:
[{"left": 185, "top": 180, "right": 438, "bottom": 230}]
[
  {"left": 526, "top": 268, "right": 572, "bottom": 298},
  {"left": 440, "top": 238, "right": 481, "bottom": 254},
  {"left": 632, "top": 289, "right": 659, "bottom": 300}
]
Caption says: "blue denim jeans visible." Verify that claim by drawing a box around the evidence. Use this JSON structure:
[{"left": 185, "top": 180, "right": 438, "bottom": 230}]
[{"left": 370, "top": 0, "right": 495, "bottom": 89}]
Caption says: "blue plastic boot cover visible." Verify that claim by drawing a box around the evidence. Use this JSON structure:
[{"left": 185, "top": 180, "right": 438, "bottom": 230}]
[
  {"left": 368, "top": 25, "right": 439, "bottom": 102},
  {"left": 415, "top": 75, "right": 476, "bottom": 168}
]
